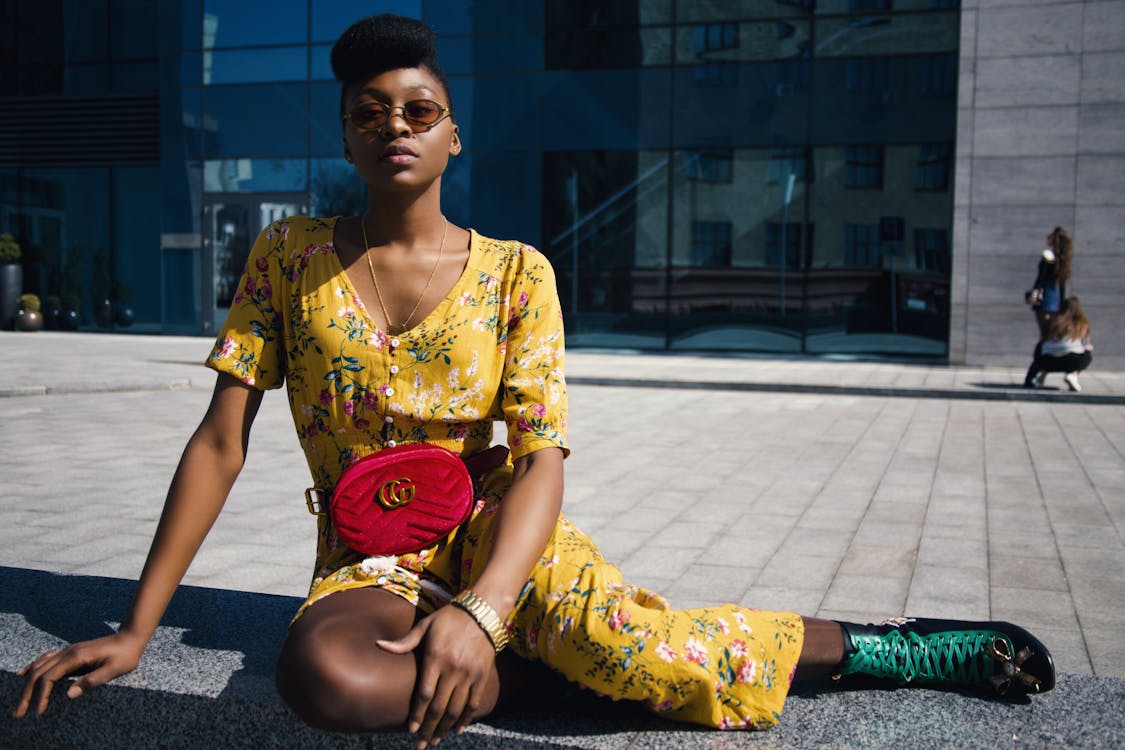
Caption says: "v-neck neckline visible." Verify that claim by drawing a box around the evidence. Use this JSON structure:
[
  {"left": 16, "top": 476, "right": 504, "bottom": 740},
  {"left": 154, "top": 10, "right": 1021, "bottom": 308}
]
[{"left": 327, "top": 216, "right": 477, "bottom": 338}]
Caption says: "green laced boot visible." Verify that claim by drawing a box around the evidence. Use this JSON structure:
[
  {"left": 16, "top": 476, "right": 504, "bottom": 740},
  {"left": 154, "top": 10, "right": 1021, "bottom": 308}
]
[{"left": 836, "top": 617, "right": 1055, "bottom": 698}]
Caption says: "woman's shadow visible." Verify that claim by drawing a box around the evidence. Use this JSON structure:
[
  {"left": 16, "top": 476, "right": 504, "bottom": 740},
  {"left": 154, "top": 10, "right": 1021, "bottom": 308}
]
[{"left": 0, "top": 566, "right": 663, "bottom": 747}]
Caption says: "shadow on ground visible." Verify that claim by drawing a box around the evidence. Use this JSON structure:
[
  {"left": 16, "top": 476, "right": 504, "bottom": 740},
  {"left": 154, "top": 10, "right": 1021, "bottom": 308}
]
[{"left": 2, "top": 568, "right": 1124, "bottom": 749}]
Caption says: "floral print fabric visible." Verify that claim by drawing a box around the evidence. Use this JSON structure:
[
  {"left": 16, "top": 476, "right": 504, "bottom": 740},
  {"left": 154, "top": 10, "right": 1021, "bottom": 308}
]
[{"left": 206, "top": 216, "right": 802, "bottom": 729}]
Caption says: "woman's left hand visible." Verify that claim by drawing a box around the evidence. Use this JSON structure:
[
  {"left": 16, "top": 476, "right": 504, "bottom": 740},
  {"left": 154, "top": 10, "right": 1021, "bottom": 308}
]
[{"left": 377, "top": 605, "right": 497, "bottom": 749}]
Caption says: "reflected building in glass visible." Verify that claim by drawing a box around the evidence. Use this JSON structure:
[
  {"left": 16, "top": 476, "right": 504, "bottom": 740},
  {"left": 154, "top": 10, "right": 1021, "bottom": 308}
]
[{"left": 3, "top": 1, "right": 1122, "bottom": 365}]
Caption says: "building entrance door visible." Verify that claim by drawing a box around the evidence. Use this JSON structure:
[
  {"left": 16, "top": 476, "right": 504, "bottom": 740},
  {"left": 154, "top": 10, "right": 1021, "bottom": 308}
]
[{"left": 202, "top": 194, "right": 306, "bottom": 336}]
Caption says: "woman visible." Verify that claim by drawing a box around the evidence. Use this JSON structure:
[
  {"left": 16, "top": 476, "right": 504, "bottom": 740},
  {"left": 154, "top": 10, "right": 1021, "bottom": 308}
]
[
  {"left": 1024, "top": 296, "right": 1092, "bottom": 392},
  {"left": 1026, "top": 227, "right": 1073, "bottom": 339},
  {"left": 14, "top": 15, "right": 1055, "bottom": 748}
]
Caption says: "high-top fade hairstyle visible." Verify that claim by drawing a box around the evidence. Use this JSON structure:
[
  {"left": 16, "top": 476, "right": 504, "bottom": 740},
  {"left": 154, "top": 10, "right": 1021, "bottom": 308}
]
[{"left": 330, "top": 14, "right": 453, "bottom": 122}]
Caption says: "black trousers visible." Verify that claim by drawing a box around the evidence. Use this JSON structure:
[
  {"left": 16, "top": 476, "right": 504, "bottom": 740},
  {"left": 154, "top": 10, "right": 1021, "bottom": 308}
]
[{"left": 1024, "top": 348, "right": 1091, "bottom": 386}]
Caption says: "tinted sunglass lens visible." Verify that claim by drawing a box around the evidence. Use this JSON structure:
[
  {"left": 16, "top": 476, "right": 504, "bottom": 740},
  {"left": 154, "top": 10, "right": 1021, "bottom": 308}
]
[
  {"left": 404, "top": 100, "right": 442, "bottom": 124},
  {"left": 351, "top": 107, "right": 387, "bottom": 130}
]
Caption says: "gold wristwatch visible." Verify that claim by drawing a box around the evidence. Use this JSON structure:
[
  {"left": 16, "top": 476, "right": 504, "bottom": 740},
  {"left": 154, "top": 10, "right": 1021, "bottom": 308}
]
[{"left": 452, "top": 589, "right": 509, "bottom": 653}]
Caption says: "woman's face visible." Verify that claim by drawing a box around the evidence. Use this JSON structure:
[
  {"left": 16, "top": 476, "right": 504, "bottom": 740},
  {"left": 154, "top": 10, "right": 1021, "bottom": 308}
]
[{"left": 342, "top": 66, "right": 460, "bottom": 194}]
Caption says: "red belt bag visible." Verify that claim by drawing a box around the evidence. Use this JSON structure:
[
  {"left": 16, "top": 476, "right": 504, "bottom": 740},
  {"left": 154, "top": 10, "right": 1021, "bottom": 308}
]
[{"left": 305, "top": 443, "right": 509, "bottom": 556}]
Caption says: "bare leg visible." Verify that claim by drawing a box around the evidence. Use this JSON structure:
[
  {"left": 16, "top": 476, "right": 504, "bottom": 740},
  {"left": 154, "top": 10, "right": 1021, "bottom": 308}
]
[
  {"left": 793, "top": 616, "right": 845, "bottom": 681},
  {"left": 276, "top": 587, "right": 544, "bottom": 733}
]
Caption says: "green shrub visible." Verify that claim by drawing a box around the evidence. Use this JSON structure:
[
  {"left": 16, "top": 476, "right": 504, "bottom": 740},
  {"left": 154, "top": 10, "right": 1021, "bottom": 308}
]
[
  {"left": 19, "top": 293, "right": 41, "bottom": 312},
  {"left": 0, "top": 233, "right": 19, "bottom": 263}
]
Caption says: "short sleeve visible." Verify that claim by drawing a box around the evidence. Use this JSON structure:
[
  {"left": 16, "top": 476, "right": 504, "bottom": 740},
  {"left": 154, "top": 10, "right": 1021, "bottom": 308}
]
[
  {"left": 501, "top": 246, "right": 569, "bottom": 460},
  {"left": 204, "top": 221, "right": 287, "bottom": 390}
]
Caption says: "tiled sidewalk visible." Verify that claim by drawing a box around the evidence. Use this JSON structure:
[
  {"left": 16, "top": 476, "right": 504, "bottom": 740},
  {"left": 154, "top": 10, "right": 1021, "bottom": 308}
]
[{"left": 1, "top": 331, "right": 1123, "bottom": 748}]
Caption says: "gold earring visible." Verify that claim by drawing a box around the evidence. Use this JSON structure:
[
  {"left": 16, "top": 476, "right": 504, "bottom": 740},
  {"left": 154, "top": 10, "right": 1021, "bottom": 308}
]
[{"left": 344, "top": 150, "right": 353, "bottom": 162}]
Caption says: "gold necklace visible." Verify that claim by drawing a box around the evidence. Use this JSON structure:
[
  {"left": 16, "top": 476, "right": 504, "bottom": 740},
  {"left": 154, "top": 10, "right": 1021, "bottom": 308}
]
[{"left": 360, "top": 211, "right": 448, "bottom": 335}]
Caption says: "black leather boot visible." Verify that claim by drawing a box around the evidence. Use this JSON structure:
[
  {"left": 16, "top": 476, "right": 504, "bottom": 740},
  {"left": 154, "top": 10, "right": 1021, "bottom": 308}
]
[{"left": 836, "top": 617, "right": 1055, "bottom": 698}]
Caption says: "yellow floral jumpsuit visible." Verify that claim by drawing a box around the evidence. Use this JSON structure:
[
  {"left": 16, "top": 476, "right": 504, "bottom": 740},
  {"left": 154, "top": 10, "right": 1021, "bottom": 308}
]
[{"left": 207, "top": 216, "right": 804, "bottom": 730}]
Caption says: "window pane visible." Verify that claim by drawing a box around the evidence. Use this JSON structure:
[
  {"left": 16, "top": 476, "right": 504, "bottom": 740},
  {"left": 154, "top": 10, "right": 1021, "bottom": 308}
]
[
  {"left": 62, "top": 65, "right": 110, "bottom": 93},
  {"left": 545, "top": 1, "right": 661, "bottom": 30},
  {"left": 112, "top": 166, "right": 160, "bottom": 326},
  {"left": 203, "top": 0, "right": 306, "bottom": 48},
  {"left": 311, "top": 44, "right": 333, "bottom": 81},
  {"left": 63, "top": 0, "right": 108, "bottom": 62},
  {"left": 810, "top": 55, "right": 956, "bottom": 145},
  {"left": 205, "top": 46, "right": 307, "bottom": 85},
  {"left": 677, "top": 1, "right": 809, "bottom": 22},
  {"left": 432, "top": 0, "right": 542, "bottom": 34},
  {"left": 446, "top": 150, "right": 541, "bottom": 243},
  {"left": 817, "top": 0, "right": 957, "bottom": 12},
  {"left": 202, "top": 83, "right": 309, "bottom": 157},
  {"left": 310, "top": 81, "right": 344, "bottom": 156},
  {"left": 547, "top": 27, "right": 671, "bottom": 68},
  {"left": 311, "top": 0, "right": 421, "bottom": 43},
  {"left": 542, "top": 149, "right": 668, "bottom": 349},
  {"left": 542, "top": 69, "right": 672, "bottom": 151},
  {"left": 203, "top": 158, "right": 308, "bottom": 192},
  {"left": 667, "top": 148, "right": 809, "bottom": 351},
  {"left": 674, "top": 20, "right": 809, "bottom": 63},
  {"left": 445, "top": 34, "right": 544, "bottom": 74},
  {"left": 464, "top": 74, "right": 540, "bottom": 151},
  {"left": 674, "top": 63, "right": 807, "bottom": 148},
  {"left": 310, "top": 158, "right": 366, "bottom": 217},
  {"left": 111, "top": 62, "right": 160, "bottom": 92},
  {"left": 814, "top": 11, "right": 958, "bottom": 57},
  {"left": 804, "top": 144, "right": 950, "bottom": 354},
  {"left": 110, "top": 0, "right": 160, "bottom": 60},
  {"left": 15, "top": 168, "right": 110, "bottom": 330}
]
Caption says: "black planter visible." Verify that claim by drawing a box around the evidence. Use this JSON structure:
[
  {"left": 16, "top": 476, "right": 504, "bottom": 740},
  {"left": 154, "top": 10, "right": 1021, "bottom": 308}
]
[
  {"left": 94, "top": 298, "right": 114, "bottom": 328},
  {"left": 113, "top": 305, "right": 135, "bottom": 327},
  {"left": 0, "top": 263, "right": 21, "bottom": 330},
  {"left": 44, "top": 304, "right": 62, "bottom": 330},
  {"left": 59, "top": 309, "right": 81, "bottom": 331}
]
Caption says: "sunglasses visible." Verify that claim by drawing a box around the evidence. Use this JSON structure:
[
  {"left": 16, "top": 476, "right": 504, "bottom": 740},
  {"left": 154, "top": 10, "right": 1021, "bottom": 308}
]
[{"left": 343, "top": 99, "right": 453, "bottom": 133}]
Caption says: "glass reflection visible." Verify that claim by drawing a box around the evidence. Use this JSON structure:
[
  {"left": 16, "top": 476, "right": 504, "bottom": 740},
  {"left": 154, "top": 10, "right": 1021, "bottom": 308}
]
[
  {"left": 543, "top": 150, "right": 668, "bottom": 349},
  {"left": 202, "top": 83, "right": 309, "bottom": 157},
  {"left": 205, "top": 47, "right": 306, "bottom": 85},
  {"left": 203, "top": 158, "right": 308, "bottom": 193},
  {"left": 202, "top": 0, "right": 305, "bottom": 48}
]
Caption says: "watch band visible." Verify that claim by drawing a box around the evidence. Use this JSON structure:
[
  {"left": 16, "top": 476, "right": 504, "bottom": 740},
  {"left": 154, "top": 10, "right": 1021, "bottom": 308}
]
[{"left": 451, "top": 589, "right": 509, "bottom": 653}]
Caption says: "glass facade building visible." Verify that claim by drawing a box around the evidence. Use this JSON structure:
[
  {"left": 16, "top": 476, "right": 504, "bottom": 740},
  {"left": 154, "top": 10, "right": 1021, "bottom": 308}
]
[{"left": 1, "top": 0, "right": 959, "bottom": 357}]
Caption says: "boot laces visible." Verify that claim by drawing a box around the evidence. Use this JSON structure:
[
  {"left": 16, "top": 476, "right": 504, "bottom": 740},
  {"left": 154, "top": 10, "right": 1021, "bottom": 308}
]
[{"left": 850, "top": 629, "right": 1008, "bottom": 687}]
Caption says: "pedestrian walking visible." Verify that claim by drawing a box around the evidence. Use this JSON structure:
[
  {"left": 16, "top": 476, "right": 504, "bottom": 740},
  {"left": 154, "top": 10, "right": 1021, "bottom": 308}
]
[{"left": 1025, "top": 227, "right": 1073, "bottom": 340}]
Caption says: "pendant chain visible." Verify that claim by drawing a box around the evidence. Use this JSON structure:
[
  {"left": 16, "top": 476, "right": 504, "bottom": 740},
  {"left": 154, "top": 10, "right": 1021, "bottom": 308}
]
[{"left": 360, "top": 211, "right": 448, "bottom": 335}]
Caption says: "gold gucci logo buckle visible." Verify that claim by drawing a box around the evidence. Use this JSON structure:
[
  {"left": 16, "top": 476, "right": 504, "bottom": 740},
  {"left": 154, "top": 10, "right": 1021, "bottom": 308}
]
[{"left": 377, "top": 477, "right": 416, "bottom": 509}]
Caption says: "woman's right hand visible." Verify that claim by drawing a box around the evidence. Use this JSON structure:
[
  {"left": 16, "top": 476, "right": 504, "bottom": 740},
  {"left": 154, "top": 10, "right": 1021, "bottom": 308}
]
[{"left": 12, "top": 630, "right": 147, "bottom": 718}]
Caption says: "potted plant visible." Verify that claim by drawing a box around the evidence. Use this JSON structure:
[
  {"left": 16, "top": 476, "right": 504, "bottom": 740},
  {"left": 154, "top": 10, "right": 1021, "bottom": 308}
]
[
  {"left": 43, "top": 294, "right": 62, "bottom": 329},
  {"left": 60, "top": 294, "right": 82, "bottom": 330},
  {"left": 0, "top": 232, "right": 21, "bottom": 330},
  {"left": 16, "top": 293, "right": 43, "bottom": 331},
  {"left": 60, "top": 245, "right": 83, "bottom": 330}
]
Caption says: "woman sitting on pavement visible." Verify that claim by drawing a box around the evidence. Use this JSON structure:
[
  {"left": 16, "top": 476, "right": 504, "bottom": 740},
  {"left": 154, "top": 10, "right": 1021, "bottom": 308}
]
[
  {"left": 1024, "top": 296, "right": 1093, "bottom": 392},
  {"left": 14, "top": 14, "right": 1056, "bottom": 747}
]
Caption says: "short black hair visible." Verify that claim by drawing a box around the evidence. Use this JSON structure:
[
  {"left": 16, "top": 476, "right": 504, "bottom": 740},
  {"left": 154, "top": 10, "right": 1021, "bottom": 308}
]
[{"left": 331, "top": 14, "right": 453, "bottom": 119}]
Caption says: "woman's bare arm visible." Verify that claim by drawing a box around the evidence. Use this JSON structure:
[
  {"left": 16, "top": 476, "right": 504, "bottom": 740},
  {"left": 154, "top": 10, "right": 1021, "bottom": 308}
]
[
  {"left": 13, "top": 372, "right": 264, "bottom": 717},
  {"left": 470, "top": 447, "right": 564, "bottom": 619}
]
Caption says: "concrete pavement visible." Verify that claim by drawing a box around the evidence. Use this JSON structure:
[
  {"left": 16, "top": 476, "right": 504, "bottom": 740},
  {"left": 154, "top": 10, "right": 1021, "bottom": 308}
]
[{"left": 1, "top": 331, "right": 1124, "bottom": 748}]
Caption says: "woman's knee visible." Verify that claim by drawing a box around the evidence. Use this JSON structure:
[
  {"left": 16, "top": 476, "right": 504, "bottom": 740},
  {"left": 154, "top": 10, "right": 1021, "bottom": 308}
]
[{"left": 275, "top": 612, "right": 414, "bottom": 732}]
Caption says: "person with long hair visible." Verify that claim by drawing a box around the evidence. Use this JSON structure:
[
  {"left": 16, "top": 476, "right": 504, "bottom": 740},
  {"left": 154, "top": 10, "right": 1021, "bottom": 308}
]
[
  {"left": 14, "top": 14, "right": 1056, "bottom": 747},
  {"left": 1024, "top": 296, "right": 1092, "bottom": 391},
  {"left": 1025, "top": 226, "right": 1073, "bottom": 339}
]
